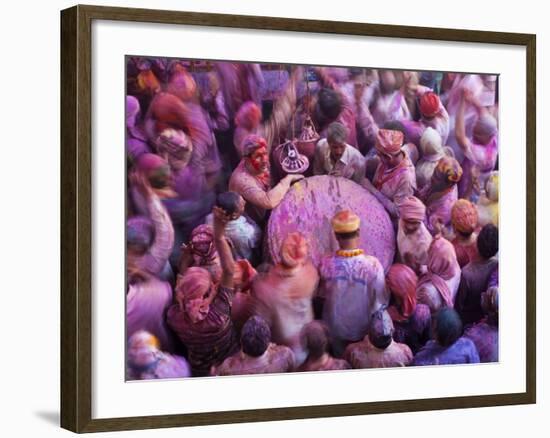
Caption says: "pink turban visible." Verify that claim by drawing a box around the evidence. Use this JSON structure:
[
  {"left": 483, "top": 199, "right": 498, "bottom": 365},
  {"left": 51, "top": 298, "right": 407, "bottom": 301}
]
[
  {"left": 375, "top": 129, "right": 404, "bottom": 156},
  {"left": 399, "top": 196, "right": 426, "bottom": 222},
  {"left": 280, "top": 232, "right": 308, "bottom": 268},
  {"left": 418, "top": 236, "right": 459, "bottom": 308},
  {"left": 420, "top": 92, "right": 441, "bottom": 118},
  {"left": 386, "top": 264, "right": 418, "bottom": 322},
  {"left": 175, "top": 267, "right": 212, "bottom": 309},
  {"left": 235, "top": 101, "right": 262, "bottom": 130},
  {"left": 451, "top": 199, "right": 479, "bottom": 235}
]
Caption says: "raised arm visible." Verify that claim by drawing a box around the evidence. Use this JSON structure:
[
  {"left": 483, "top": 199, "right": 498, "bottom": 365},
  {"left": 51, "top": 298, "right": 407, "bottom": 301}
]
[
  {"left": 455, "top": 90, "right": 473, "bottom": 154},
  {"left": 212, "top": 206, "right": 236, "bottom": 289},
  {"left": 262, "top": 66, "right": 302, "bottom": 150}
]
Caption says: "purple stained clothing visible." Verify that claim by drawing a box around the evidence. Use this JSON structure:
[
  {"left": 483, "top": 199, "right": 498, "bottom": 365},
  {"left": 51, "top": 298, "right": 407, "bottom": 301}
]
[
  {"left": 126, "top": 277, "right": 176, "bottom": 353},
  {"left": 455, "top": 257, "right": 499, "bottom": 326},
  {"left": 424, "top": 186, "right": 458, "bottom": 234},
  {"left": 319, "top": 252, "right": 389, "bottom": 357},
  {"left": 412, "top": 337, "right": 480, "bottom": 366},
  {"left": 488, "top": 263, "right": 499, "bottom": 288},
  {"left": 344, "top": 337, "right": 413, "bottom": 368},
  {"left": 392, "top": 303, "right": 432, "bottom": 354},
  {"left": 166, "top": 285, "right": 239, "bottom": 377},
  {"left": 464, "top": 320, "right": 498, "bottom": 363},
  {"left": 127, "top": 351, "right": 192, "bottom": 380}
]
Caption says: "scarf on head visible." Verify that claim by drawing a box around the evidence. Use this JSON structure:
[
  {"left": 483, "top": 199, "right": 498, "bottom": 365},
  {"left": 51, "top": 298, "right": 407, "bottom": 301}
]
[
  {"left": 386, "top": 264, "right": 418, "bottom": 322},
  {"left": 417, "top": 236, "right": 459, "bottom": 308}
]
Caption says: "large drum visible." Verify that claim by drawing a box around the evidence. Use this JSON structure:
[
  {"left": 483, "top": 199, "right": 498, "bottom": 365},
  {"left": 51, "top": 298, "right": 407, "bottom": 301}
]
[{"left": 267, "top": 175, "right": 395, "bottom": 271}]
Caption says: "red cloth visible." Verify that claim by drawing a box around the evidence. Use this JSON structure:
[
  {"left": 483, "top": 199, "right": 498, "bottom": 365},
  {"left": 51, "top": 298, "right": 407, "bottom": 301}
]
[
  {"left": 420, "top": 92, "right": 440, "bottom": 118},
  {"left": 386, "top": 264, "right": 418, "bottom": 322}
]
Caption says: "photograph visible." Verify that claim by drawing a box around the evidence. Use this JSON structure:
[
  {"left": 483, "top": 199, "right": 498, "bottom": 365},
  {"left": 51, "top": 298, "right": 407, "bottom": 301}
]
[{"left": 125, "top": 57, "right": 500, "bottom": 380}]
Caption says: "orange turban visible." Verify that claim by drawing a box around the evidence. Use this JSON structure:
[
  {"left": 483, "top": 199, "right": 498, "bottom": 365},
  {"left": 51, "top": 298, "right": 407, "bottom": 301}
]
[
  {"left": 451, "top": 199, "right": 479, "bottom": 235},
  {"left": 434, "top": 156, "right": 463, "bottom": 184},
  {"left": 375, "top": 129, "right": 404, "bottom": 156},
  {"left": 331, "top": 210, "right": 360, "bottom": 233}
]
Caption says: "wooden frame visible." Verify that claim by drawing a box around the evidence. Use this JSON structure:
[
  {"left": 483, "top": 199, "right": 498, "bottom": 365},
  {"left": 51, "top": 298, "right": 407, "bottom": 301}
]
[{"left": 60, "top": 4, "right": 536, "bottom": 433}]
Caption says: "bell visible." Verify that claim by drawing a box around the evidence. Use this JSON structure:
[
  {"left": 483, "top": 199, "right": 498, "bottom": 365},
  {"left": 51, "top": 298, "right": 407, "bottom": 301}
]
[
  {"left": 295, "top": 116, "right": 320, "bottom": 159},
  {"left": 280, "top": 141, "right": 309, "bottom": 174}
]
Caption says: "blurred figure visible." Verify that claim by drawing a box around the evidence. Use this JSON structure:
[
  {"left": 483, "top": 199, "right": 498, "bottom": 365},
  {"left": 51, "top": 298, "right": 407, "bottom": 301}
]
[
  {"left": 370, "top": 70, "right": 411, "bottom": 126},
  {"left": 477, "top": 171, "right": 499, "bottom": 227},
  {"left": 126, "top": 95, "right": 151, "bottom": 161},
  {"left": 397, "top": 196, "right": 432, "bottom": 274},
  {"left": 126, "top": 331, "right": 191, "bottom": 380},
  {"left": 126, "top": 173, "right": 176, "bottom": 352},
  {"left": 464, "top": 287, "right": 499, "bottom": 362},
  {"left": 344, "top": 309, "right": 413, "bottom": 368},
  {"left": 413, "top": 308, "right": 480, "bottom": 366},
  {"left": 386, "top": 264, "right": 431, "bottom": 354},
  {"left": 313, "top": 121, "right": 366, "bottom": 183},
  {"left": 455, "top": 224, "right": 499, "bottom": 326},
  {"left": 456, "top": 88, "right": 498, "bottom": 200},
  {"left": 417, "top": 236, "right": 461, "bottom": 314},
  {"left": 298, "top": 321, "right": 351, "bottom": 372},
  {"left": 250, "top": 232, "right": 319, "bottom": 366},
  {"left": 211, "top": 316, "right": 295, "bottom": 376},
  {"left": 319, "top": 210, "right": 388, "bottom": 356}
]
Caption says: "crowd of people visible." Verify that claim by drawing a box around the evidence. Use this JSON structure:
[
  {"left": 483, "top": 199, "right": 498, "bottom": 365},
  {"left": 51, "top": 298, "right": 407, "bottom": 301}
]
[{"left": 125, "top": 58, "right": 499, "bottom": 380}]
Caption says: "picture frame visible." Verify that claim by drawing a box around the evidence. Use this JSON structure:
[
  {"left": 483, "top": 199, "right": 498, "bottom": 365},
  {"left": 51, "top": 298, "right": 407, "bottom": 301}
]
[{"left": 60, "top": 4, "right": 536, "bottom": 433}]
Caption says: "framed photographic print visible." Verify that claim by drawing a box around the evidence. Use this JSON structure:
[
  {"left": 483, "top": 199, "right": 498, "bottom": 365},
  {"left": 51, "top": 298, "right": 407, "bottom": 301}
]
[{"left": 60, "top": 4, "right": 536, "bottom": 433}]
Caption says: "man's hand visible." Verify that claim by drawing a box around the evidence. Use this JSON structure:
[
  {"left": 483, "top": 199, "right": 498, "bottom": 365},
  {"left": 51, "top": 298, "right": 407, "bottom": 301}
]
[{"left": 284, "top": 174, "right": 305, "bottom": 185}]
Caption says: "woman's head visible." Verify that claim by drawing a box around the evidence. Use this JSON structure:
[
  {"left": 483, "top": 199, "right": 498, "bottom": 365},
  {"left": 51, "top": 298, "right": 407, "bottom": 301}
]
[
  {"left": 368, "top": 309, "right": 394, "bottom": 350},
  {"left": 176, "top": 267, "right": 215, "bottom": 323},
  {"left": 473, "top": 114, "right": 498, "bottom": 145},
  {"left": 386, "top": 264, "right": 418, "bottom": 319}
]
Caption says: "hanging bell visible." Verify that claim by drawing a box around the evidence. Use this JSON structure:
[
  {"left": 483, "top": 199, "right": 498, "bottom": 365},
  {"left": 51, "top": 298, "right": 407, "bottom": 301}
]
[
  {"left": 295, "top": 116, "right": 320, "bottom": 159},
  {"left": 280, "top": 141, "right": 309, "bottom": 174}
]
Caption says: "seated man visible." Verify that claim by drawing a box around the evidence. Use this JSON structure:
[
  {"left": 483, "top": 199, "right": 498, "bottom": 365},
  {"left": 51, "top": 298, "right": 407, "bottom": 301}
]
[
  {"left": 313, "top": 121, "right": 366, "bottom": 184},
  {"left": 319, "top": 210, "right": 388, "bottom": 357},
  {"left": 297, "top": 321, "right": 351, "bottom": 372},
  {"left": 413, "top": 308, "right": 480, "bottom": 366},
  {"left": 229, "top": 134, "right": 304, "bottom": 226},
  {"left": 345, "top": 308, "right": 413, "bottom": 369},
  {"left": 211, "top": 316, "right": 295, "bottom": 376}
]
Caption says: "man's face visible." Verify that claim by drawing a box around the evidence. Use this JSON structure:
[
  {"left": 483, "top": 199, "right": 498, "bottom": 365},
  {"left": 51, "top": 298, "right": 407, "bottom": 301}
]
[
  {"left": 185, "top": 286, "right": 214, "bottom": 323},
  {"left": 403, "top": 219, "right": 421, "bottom": 235},
  {"left": 329, "top": 140, "right": 346, "bottom": 162},
  {"left": 378, "top": 150, "right": 402, "bottom": 168},
  {"left": 248, "top": 146, "right": 269, "bottom": 173}
]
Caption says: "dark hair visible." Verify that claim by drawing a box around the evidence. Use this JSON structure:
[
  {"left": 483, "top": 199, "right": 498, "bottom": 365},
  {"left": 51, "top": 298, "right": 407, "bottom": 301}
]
[
  {"left": 382, "top": 120, "right": 406, "bottom": 136},
  {"left": 318, "top": 88, "right": 342, "bottom": 122},
  {"left": 215, "top": 191, "right": 241, "bottom": 215},
  {"left": 434, "top": 308, "right": 463, "bottom": 347},
  {"left": 301, "top": 321, "right": 330, "bottom": 360},
  {"left": 368, "top": 309, "right": 393, "bottom": 350},
  {"left": 241, "top": 316, "right": 271, "bottom": 357},
  {"left": 335, "top": 230, "right": 360, "bottom": 240},
  {"left": 477, "top": 224, "right": 499, "bottom": 259}
]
